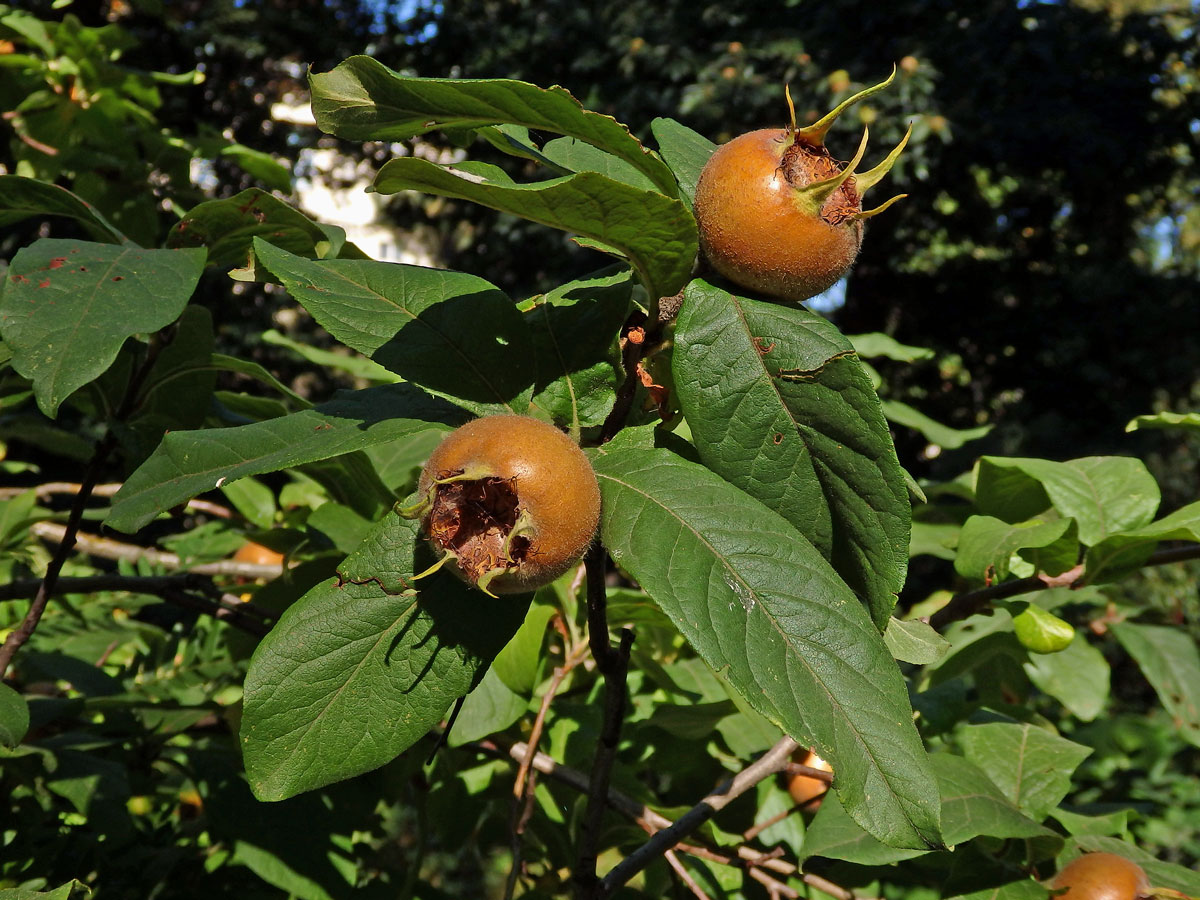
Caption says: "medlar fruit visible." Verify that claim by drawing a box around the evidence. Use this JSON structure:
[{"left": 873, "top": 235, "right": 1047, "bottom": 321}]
[
  {"left": 1050, "top": 852, "right": 1151, "bottom": 900},
  {"left": 693, "top": 70, "right": 910, "bottom": 303},
  {"left": 411, "top": 415, "right": 601, "bottom": 595}
]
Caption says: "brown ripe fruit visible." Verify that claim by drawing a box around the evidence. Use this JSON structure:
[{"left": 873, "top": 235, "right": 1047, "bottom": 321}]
[
  {"left": 233, "top": 542, "right": 285, "bottom": 568},
  {"left": 693, "top": 71, "right": 910, "bottom": 303},
  {"left": 414, "top": 415, "right": 601, "bottom": 595},
  {"left": 1050, "top": 853, "right": 1151, "bottom": 900},
  {"left": 786, "top": 749, "right": 833, "bottom": 808}
]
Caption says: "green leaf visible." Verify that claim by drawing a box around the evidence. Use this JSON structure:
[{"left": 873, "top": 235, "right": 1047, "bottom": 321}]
[
  {"left": 309, "top": 56, "right": 678, "bottom": 195},
  {"left": 0, "top": 175, "right": 127, "bottom": 243},
  {"left": 1084, "top": 499, "right": 1200, "bottom": 584},
  {"left": 220, "top": 476, "right": 277, "bottom": 530},
  {"left": 0, "top": 239, "right": 206, "bottom": 416},
  {"left": 880, "top": 400, "right": 992, "bottom": 450},
  {"left": 975, "top": 457, "right": 1160, "bottom": 546},
  {"left": 0, "top": 882, "right": 93, "bottom": 900},
  {"left": 446, "top": 667, "right": 529, "bottom": 746},
  {"left": 168, "top": 189, "right": 352, "bottom": 270},
  {"left": 672, "top": 282, "right": 910, "bottom": 626},
  {"left": 0, "top": 683, "right": 29, "bottom": 747},
  {"left": 802, "top": 754, "right": 1053, "bottom": 866},
  {"left": 884, "top": 618, "right": 950, "bottom": 665},
  {"left": 252, "top": 238, "right": 533, "bottom": 416},
  {"left": 591, "top": 446, "right": 941, "bottom": 849},
  {"left": 490, "top": 603, "right": 556, "bottom": 695},
  {"left": 526, "top": 266, "right": 631, "bottom": 432},
  {"left": 954, "top": 515, "right": 1075, "bottom": 582},
  {"left": 242, "top": 513, "right": 528, "bottom": 800},
  {"left": 107, "top": 383, "right": 466, "bottom": 533},
  {"left": 261, "top": 330, "right": 399, "bottom": 386},
  {"left": 649, "top": 117, "right": 715, "bottom": 207},
  {"left": 540, "top": 137, "right": 659, "bottom": 191},
  {"left": 1125, "top": 410, "right": 1200, "bottom": 432},
  {"left": 1110, "top": 622, "right": 1200, "bottom": 749},
  {"left": 1023, "top": 635, "right": 1110, "bottom": 721},
  {"left": 957, "top": 721, "right": 1092, "bottom": 821},
  {"left": 371, "top": 161, "right": 696, "bottom": 302},
  {"left": 846, "top": 332, "right": 935, "bottom": 362}
]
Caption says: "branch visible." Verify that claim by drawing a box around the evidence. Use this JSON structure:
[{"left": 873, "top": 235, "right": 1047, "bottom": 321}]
[
  {"left": 930, "top": 542, "right": 1200, "bottom": 630},
  {"left": 598, "top": 315, "right": 651, "bottom": 444},
  {"left": 31, "top": 521, "right": 288, "bottom": 579},
  {"left": 599, "top": 736, "right": 799, "bottom": 894},
  {"left": 0, "top": 575, "right": 272, "bottom": 636},
  {"left": 577, "top": 542, "right": 635, "bottom": 898},
  {"left": 482, "top": 739, "right": 869, "bottom": 899},
  {"left": 0, "top": 483, "right": 235, "bottom": 520}
]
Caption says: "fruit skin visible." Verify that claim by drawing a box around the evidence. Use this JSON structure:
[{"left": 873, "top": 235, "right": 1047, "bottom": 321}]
[
  {"left": 233, "top": 542, "right": 285, "bottom": 568},
  {"left": 1050, "top": 852, "right": 1150, "bottom": 900},
  {"left": 786, "top": 748, "right": 833, "bottom": 808},
  {"left": 693, "top": 128, "right": 863, "bottom": 303},
  {"left": 416, "top": 415, "right": 601, "bottom": 595}
]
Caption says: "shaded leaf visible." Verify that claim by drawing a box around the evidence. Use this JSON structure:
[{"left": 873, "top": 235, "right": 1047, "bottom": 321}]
[
  {"left": 958, "top": 721, "right": 1092, "bottom": 821},
  {"left": 446, "top": 667, "right": 529, "bottom": 746},
  {"left": 0, "top": 239, "right": 205, "bottom": 416},
  {"left": 1024, "top": 635, "right": 1110, "bottom": 721},
  {"left": 0, "top": 175, "right": 126, "bottom": 243},
  {"left": 954, "top": 515, "right": 1075, "bottom": 582},
  {"left": 649, "top": 117, "right": 715, "bottom": 206},
  {"left": 525, "top": 266, "right": 631, "bottom": 431},
  {"left": 881, "top": 399, "right": 992, "bottom": 450},
  {"left": 371, "top": 160, "right": 696, "bottom": 302},
  {"left": 252, "top": 238, "right": 533, "bottom": 416},
  {"left": 242, "top": 513, "right": 528, "bottom": 800},
  {"left": 540, "top": 137, "right": 659, "bottom": 191},
  {"left": 1084, "top": 500, "right": 1200, "bottom": 584},
  {"left": 0, "top": 684, "right": 29, "bottom": 747},
  {"left": 1110, "top": 622, "right": 1200, "bottom": 749},
  {"left": 803, "top": 754, "right": 1053, "bottom": 865},
  {"left": 975, "top": 457, "right": 1160, "bottom": 546},
  {"left": 673, "top": 281, "right": 909, "bottom": 626},
  {"left": 107, "top": 383, "right": 466, "bottom": 533},
  {"left": 309, "top": 57, "right": 677, "bottom": 193},
  {"left": 591, "top": 446, "right": 940, "bottom": 849},
  {"left": 168, "top": 188, "right": 356, "bottom": 270}
]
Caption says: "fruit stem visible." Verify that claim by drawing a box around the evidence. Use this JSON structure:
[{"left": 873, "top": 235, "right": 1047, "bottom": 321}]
[{"left": 794, "top": 66, "right": 896, "bottom": 147}]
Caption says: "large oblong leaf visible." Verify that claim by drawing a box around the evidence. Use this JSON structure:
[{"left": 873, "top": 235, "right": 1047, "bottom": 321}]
[
  {"left": 107, "top": 383, "right": 466, "bottom": 533},
  {"left": 309, "top": 57, "right": 678, "bottom": 195},
  {"left": 591, "top": 446, "right": 941, "bottom": 849},
  {"left": 242, "top": 514, "right": 528, "bottom": 800},
  {"left": 0, "top": 239, "right": 206, "bottom": 417},
  {"left": 371, "top": 160, "right": 696, "bottom": 302},
  {"left": 672, "top": 281, "right": 909, "bottom": 626},
  {"left": 0, "top": 175, "right": 128, "bottom": 243},
  {"left": 251, "top": 239, "right": 533, "bottom": 416}
]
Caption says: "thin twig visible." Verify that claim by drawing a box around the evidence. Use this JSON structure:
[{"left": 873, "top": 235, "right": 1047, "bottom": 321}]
[
  {"left": 600, "top": 736, "right": 800, "bottom": 894},
  {"left": 0, "top": 483, "right": 235, "bottom": 520},
  {"left": 598, "top": 316, "right": 651, "bottom": 445},
  {"left": 480, "top": 738, "right": 870, "bottom": 898},
  {"left": 665, "top": 849, "right": 711, "bottom": 900},
  {"left": 30, "top": 521, "right": 287, "bottom": 579},
  {"left": 0, "top": 573, "right": 273, "bottom": 637},
  {"left": 930, "top": 542, "right": 1200, "bottom": 630}
]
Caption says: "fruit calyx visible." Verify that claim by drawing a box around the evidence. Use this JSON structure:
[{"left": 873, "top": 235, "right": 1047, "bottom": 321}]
[
  {"left": 781, "top": 68, "right": 912, "bottom": 225},
  {"left": 418, "top": 467, "right": 535, "bottom": 596},
  {"left": 404, "top": 415, "right": 602, "bottom": 596}
]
